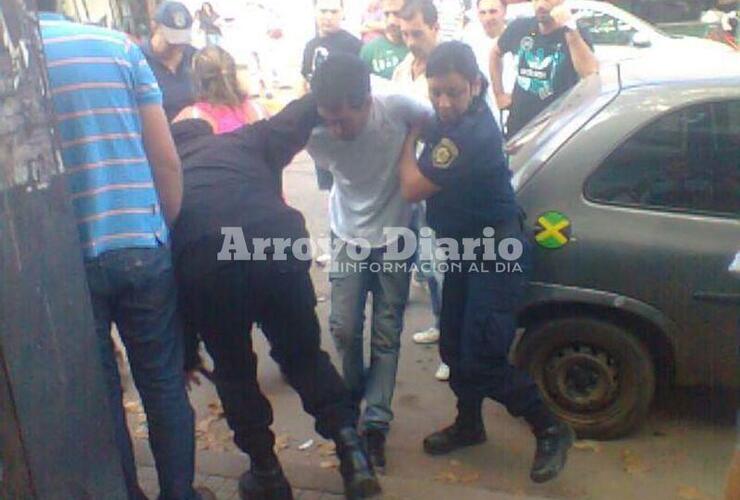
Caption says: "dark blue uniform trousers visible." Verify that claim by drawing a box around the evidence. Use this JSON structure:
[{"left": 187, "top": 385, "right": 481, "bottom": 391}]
[{"left": 438, "top": 233, "right": 545, "bottom": 423}]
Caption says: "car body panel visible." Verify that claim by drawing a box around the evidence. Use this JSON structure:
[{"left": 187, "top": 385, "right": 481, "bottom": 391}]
[{"left": 512, "top": 62, "right": 740, "bottom": 388}]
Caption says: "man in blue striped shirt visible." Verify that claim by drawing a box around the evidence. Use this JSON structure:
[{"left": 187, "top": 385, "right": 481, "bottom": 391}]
[{"left": 38, "top": 1, "right": 209, "bottom": 498}]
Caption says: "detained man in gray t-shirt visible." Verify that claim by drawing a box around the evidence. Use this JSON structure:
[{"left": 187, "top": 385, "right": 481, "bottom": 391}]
[{"left": 307, "top": 54, "right": 432, "bottom": 472}]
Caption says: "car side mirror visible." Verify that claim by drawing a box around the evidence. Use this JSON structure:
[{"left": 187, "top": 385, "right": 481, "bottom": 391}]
[{"left": 631, "top": 32, "right": 652, "bottom": 48}]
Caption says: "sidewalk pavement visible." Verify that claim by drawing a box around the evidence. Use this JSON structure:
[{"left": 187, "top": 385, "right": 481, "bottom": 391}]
[{"left": 134, "top": 440, "right": 549, "bottom": 500}]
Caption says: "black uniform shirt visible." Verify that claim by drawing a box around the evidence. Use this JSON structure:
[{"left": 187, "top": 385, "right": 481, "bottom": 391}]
[
  {"left": 418, "top": 99, "right": 520, "bottom": 240},
  {"left": 170, "top": 96, "right": 320, "bottom": 274}
]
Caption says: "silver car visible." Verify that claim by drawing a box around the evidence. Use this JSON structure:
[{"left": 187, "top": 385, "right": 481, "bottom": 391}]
[
  {"left": 508, "top": 53, "right": 740, "bottom": 439},
  {"left": 503, "top": 0, "right": 732, "bottom": 64}
]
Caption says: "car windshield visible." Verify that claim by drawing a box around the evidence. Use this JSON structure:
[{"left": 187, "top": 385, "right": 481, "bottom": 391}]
[{"left": 508, "top": 64, "right": 621, "bottom": 191}]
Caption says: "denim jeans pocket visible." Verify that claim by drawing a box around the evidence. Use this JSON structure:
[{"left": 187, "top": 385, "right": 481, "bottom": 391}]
[{"left": 119, "top": 248, "right": 177, "bottom": 310}]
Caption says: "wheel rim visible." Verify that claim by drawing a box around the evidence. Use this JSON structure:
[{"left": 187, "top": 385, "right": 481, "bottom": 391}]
[{"left": 544, "top": 343, "right": 620, "bottom": 414}]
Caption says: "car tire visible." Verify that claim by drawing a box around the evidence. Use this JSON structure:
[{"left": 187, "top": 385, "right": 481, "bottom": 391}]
[{"left": 516, "top": 317, "right": 655, "bottom": 440}]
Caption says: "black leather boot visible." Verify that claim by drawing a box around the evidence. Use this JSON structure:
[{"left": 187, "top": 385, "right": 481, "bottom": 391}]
[
  {"left": 335, "top": 427, "right": 382, "bottom": 499},
  {"left": 529, "top": 421, "right": 575, "bottom": 483},
  {"left": 238, "top": 453, "right": 293, "bottom": 500},
  {"left": 423, "top": 420, "right": 486, "bottom": 455},
  {"left": 363, "top": 429, "right": 386, "bottom": 473},
  {"left": 423, "top": 399, "right": 486, "bottom": 455}
]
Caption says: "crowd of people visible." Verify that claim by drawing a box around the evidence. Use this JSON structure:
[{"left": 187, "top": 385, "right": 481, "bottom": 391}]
[{"left": 37, "top": 0, "right": 602, "bottom": 498}]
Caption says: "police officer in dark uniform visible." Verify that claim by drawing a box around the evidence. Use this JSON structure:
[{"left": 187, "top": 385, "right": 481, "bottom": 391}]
[
  {"left": 170, "top": 96, "right": 381, "bottom": 499},
  {"left": 398, "top": 41, "right": 574, "bottom": 483}
]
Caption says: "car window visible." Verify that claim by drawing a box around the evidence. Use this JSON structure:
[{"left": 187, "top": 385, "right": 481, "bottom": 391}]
[
  {"left": 585, "top": 100, "right": 740, "bottom": 217},
  {"left": 627, "top": 0, "right": 704, "bottom": 24},
  {"left": 575, "top": 8, "right": 637, "bottom": 46},
  {"left": 508, "top": 68, "right": 620, "bottom": 191}
]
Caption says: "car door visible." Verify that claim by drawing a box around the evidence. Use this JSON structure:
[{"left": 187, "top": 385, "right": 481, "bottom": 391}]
[{"left": 583, "top": 99, "right": 740, "bottom": 388}]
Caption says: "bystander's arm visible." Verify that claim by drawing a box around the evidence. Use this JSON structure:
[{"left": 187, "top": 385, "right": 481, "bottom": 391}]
[
  {"left": 140, "top": 103, "right": 183, "bottom": 227},
  {"left": 564, "top": 28, "right": 599, "bottom": 78},
  {"left": 398, "top": 128, "right": 439, "bottom": 203},
  {"left": 489, "top": 44, "right": 512, "bottom": 110}
]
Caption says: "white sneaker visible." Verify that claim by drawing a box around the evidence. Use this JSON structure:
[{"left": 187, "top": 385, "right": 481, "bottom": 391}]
[
  {"left": 412, "top": 327, "right": 440, "bottom": 344},
  {"left": 435, "top": 363, "right": 450, "bottom": 381},
  {"left": 315, "top": 253, "right": 331, "bottom": 267}
]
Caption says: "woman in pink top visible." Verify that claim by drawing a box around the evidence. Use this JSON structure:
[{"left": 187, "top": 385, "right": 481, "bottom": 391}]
[{"left": 175, "top": 45, "right": 269, "bottom": 134}]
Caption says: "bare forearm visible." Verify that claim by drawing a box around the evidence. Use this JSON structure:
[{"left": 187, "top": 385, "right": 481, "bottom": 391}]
[
  {"left": 140, "top": 104, "right": 183, "bottom": 226},
  {"left": 399, "top": 133, "right": 417, "bottom": 196},
  {"left": 489, "top": 47, "right": 506, "bottom": 97},
  {"left": 150, "top": 157, "right": 183, "bottom": 227},
  {"left": 565, "top": 30, "right": 599, "bottom": 78},
  {"left": 399, "top": 131, "right": 438, "bottom": 202}
]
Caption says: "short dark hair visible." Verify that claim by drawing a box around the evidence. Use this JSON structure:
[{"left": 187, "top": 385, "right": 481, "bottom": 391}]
[
  {"left": 477, "top": 0, "right": 507, "bottom": 7},
  {"left": 399, "top": 0, "right": 438, "bottom": 26},
  {"left": 311, "top": 53, "right": 371, "bottom": 111},
  {"left": 37, "top": 0, "right": 58, "bottom": 11},
  {"left": 427, "top": 41, "right": 489, "bottom": 98}
]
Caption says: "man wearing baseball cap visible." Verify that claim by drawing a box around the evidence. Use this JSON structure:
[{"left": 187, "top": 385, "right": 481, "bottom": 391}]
[{"left": 143, "top": 1, "right": 197, "bottom": 121}]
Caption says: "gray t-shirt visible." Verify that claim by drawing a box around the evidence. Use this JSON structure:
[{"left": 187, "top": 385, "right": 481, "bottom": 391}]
[{"left": 308, "top": 94, "right": 432, "bottom": 248}]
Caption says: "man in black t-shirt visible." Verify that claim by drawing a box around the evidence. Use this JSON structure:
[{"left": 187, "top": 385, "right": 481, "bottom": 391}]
[
  {"left": 302, "top": 0, "right": 362, "bottom": 192},
  {"left": 302, "top": 0, "right": 363, "bottom": 86},
  {"left": 490, "top": 0, "right": 598, "bottom": 137}
]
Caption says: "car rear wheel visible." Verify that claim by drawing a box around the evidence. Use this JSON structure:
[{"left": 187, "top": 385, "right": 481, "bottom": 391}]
[{"left": 516, "top": 317, "right": 655, "bottom": 440}]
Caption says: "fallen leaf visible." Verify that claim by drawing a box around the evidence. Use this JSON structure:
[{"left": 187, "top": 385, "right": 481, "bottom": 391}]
[
  {"left": 434, "top": 471, "right": 459, "bottom": 484},
  {"left": 298, "top": 439, "right": 314, "bottom": 451},
  {"left": 274, "top": 434, "right": 290, "bottom": 451},
  {"left": 207, "top": 401, "right": 224, "bottom": 418},
  {"left": 320, "top": 458, "right": 339, "bottom": 469},
  {"left": 124, "top": 400, "right": 142, "bottom": 414},
  {"left": 573, "top": 440, "right": 603, "bottom": 453},
  {"left": 677, "top": 485, "right": 712, "bottom": 500},
  {"left": 133, "top": 425, "right": 148, "bottom": 439},
  {"left": 449, "top": 459, "right": 461, "bottom": 467},
  {"left": 196, "top": 415, "right": 218, "bottom": 435},
  {"left": 460, "top": 472, "right": 480, "bottom": 484},
  {"left": 318, "top": 441, "right": 336, "bottom": 457},
  {"left": 621, "top": 449, "right": 652, "bottom": 475},
  {"left": 433, "top": 467, "right": 480, "bottom": 484}
]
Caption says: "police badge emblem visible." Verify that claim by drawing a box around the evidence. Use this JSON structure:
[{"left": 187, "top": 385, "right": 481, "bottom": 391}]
[{"left": 431, "top": 138, "right": 459, "bottom": 169}]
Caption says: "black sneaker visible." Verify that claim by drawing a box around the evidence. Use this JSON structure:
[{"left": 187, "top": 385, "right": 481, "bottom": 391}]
[
  {"left": 423, "top": 421, "right": 486, "bottom": 456},
  {"left": 238, "top": 464, "right": 293, "bottom": 500},
  {"left": 363, "top": 429, "right": 386, "bottom": 473},
  {"left": 530, "top": 422, "right": 575, "bottom": 483}
]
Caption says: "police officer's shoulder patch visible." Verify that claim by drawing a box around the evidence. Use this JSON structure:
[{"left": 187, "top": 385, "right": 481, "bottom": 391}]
[{"left": 431, "top": 137, "right": 459, "bottom": 169}]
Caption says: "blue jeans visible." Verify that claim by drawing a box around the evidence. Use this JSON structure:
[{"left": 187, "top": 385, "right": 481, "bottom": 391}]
[
  {"left": 85, "top": 247, "right": 197, "bottom": 500},
  {"left": 329, "top": 237, "right": 411, "bottom": 434},
  {"left": 411, "top": 203, "right": 443, "bottom": 327}
]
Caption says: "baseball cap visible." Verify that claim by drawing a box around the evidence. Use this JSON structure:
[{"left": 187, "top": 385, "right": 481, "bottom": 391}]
[{"left": 154, "top": 1, "right": 193, "bottom": 45}]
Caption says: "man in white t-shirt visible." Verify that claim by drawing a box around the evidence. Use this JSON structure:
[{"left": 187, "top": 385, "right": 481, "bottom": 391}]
[
  {"left": 434, "top": 0, "right": 467, "bottom": 41},
  {"left": 461, "top": 0, "right": 515, "bottom": 128},
  {"left": 392, "top": 0, "right": 440, "bottom": 99},
  {"left": 392, "top": 0, "right": 450, "bottom": 382},
  {"left": 308, "top": 54, "right": 432, "bottom": 473}
]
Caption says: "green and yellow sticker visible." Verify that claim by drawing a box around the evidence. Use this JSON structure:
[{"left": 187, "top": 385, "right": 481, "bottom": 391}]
[{"left": 535, "top": 211, "right": 572, "bottom": 249}]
